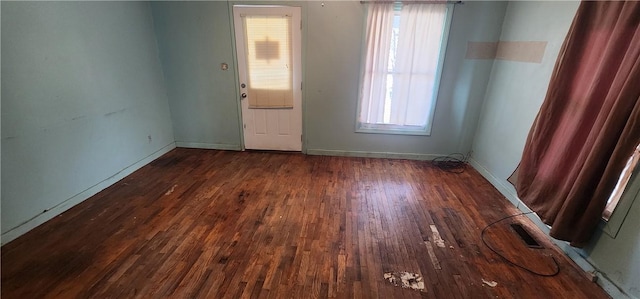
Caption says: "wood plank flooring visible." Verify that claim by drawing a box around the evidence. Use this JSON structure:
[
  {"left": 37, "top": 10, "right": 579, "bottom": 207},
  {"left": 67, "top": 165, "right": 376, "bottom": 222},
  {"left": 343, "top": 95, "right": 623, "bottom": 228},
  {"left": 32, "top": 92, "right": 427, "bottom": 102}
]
[{"left": 1, "top": 148, "right": 610, "bottom": 298}]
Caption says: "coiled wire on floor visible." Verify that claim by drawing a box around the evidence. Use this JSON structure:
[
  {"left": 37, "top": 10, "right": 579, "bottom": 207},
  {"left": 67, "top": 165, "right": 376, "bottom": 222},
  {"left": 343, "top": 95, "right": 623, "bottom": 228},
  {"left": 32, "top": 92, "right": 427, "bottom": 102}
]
[{"left": 431, "top": 153, "right": 467, "bottom": 173}]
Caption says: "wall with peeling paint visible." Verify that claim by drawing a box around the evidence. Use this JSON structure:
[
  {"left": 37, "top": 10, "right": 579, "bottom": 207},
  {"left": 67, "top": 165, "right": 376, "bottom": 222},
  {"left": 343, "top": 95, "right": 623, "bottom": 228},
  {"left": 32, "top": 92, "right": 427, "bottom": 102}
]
[
  {"left": 150, "top": 1, "right": 508, "bottom": 157},
  {"left": 470, "top": 1, "right": 639, "bottom": 298},
  {"left": 1, "top": 2, "right": 175, "bottom": 242}
]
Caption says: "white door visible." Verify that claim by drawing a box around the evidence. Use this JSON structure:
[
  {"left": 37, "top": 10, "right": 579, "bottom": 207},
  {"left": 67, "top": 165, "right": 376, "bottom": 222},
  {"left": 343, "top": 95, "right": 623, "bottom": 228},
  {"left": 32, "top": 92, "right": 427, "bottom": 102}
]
[{"left": 233, "top": 5, "right": 302, "bottom": 151}]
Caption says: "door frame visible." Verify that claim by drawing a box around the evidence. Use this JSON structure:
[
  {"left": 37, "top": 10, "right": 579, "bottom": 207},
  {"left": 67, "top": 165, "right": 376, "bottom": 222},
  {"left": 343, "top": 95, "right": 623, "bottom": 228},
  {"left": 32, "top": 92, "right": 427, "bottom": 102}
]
[{"left": 229, "top": 4, "right": 305, "bottom": 152}]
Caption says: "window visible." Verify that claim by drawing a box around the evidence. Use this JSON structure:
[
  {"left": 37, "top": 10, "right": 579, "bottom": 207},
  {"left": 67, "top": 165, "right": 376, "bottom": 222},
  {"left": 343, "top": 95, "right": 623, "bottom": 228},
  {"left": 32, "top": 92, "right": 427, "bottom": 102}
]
[
  {"left": 243, "top": 14, "right": 294, "bottom": 108},
  {"left": 603, "top": 143, "right": 640, "bottom": 221},
  {"left": 357, "top": 3, "right": 452, "bottom": 135},
  {"left": 602, "top": 143, "right": 640, "bottom": 238}
]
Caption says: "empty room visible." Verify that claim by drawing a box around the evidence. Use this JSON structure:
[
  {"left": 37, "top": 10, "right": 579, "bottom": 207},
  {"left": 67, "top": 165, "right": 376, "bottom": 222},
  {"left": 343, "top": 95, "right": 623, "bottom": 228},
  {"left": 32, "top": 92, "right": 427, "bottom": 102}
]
[{"left": 2, "top": 1, "right": 639, "bottom": 298}]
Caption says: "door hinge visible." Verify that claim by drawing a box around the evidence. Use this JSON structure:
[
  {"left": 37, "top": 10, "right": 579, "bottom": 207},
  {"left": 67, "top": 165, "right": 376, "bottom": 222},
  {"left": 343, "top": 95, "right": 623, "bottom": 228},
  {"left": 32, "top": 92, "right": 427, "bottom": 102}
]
[
  {"left": 243, "top": 124, "right": 246, "bottom": 129},
  {"left": 300, "top": 20, "right": 303, "bottom": 30},
  {"left": 301, "top": 135, "right": 303, "bottom": 142},
  {"left": 301, "top": 81, "right": 303, "bottom": 90}
]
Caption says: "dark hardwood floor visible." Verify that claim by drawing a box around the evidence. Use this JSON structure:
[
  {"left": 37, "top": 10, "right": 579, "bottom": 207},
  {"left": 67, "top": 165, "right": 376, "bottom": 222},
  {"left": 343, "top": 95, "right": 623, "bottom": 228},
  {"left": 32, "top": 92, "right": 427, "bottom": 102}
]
[{"left": 1, "top": 148, "right": 610, "bottom": 298}]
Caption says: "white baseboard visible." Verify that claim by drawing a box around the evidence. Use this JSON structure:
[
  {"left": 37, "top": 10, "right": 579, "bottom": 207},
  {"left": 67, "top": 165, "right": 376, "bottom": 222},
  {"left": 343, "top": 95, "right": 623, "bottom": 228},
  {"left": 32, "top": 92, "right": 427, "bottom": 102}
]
[
  {"left": 306, "top": 149, "right": 441, "bottom": 160},
  {"left": 468, "top": 157, "right": 631, "bottom": 299},
  {"left": 175, "top": 142, "right": 241, "bottom": 151},
  {"left": 1, "top": 142, "right": 177, "bottom": 245}
]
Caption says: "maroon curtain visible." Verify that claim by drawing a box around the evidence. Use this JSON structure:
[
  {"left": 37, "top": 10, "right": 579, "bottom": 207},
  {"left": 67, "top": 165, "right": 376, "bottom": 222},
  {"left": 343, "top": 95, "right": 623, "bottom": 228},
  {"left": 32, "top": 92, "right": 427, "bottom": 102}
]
[{"left": 512, "top": 1, "right": 640, "bottom": 247}]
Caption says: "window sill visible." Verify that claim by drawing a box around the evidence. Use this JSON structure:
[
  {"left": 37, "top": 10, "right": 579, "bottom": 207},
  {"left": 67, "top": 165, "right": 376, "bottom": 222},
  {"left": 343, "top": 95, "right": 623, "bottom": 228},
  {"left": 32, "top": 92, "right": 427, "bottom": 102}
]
[{"left": 356, "top": 124, "right": 431, "bottom": 136}]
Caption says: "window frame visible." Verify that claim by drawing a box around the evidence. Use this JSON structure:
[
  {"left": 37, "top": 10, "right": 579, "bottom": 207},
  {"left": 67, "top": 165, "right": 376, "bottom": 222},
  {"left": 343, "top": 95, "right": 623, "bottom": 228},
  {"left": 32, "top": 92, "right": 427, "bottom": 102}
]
[
  {"left": 602, "top": 146, "right": 640, "bottom": 238},
  {"left": 355, "top": 3, "right": 454, "bottom": 136}
]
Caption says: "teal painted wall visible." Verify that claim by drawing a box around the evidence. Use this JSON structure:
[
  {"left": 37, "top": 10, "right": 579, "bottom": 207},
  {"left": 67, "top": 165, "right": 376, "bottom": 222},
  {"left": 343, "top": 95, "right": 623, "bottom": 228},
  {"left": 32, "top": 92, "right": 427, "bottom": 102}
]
[
  {"left": 1, "top": 2, "right": 175, "bottom": 240},
  {"left": 471, "top": 1, "right": 639, "bottom": 298},
  {"left": 472, "top": 1, "right": 577, "bottom": 184},
  {"left": 305, "top": 1, "right": 506, "bottom": 156},
  {"left": 151, "top": 1, "right": 508, "bottom": 156},
  {"left": 151, "top": 2, "right": 242, "bottom": 150},
  {"left": 586, "top": 187, "right": 640, "bottom": 299}
]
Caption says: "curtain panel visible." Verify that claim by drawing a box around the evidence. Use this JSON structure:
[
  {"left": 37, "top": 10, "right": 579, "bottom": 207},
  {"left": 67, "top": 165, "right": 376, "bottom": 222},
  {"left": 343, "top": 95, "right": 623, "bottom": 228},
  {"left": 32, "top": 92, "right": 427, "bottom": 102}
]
[
  {"left": 358, "top": 3, "right": 446, "bottom": 127},
  {"left": 359, "top": 3, "right": 395, "bottom": 124},
  {"left": 511, "top": 1, "right": 640, "bottom": 247},
  {"left": 390, "top": 4, "right": 446, "bottom": 126}
]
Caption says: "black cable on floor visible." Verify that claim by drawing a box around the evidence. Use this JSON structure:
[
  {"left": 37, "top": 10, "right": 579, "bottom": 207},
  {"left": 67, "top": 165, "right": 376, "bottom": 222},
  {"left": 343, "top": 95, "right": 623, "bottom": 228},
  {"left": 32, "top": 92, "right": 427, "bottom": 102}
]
[
  {"left": 431, "top": 153, "right": 467, "bottom": 173},
  {"left": 480, "top": 212, "right": 561, "bottom": 277}
]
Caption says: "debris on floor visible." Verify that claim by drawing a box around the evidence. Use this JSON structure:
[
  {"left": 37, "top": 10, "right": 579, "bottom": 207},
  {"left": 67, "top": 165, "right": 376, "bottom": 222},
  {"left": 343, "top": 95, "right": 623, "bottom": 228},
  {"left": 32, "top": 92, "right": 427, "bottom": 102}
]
[
  {"left": 165, "top": 184, "right": 177, "bottom": 195},
  {"left": 482, "top": 279, "right": 498, "bottom": 287},
  {"left": 384, "top": 271, "right": 425, "bottom": 291},
  {"left": 430, "top": 225, "right": 446, "bottom": 248},
  {"left": 424, "top": 241, "right": 442, "bottom": 270}
]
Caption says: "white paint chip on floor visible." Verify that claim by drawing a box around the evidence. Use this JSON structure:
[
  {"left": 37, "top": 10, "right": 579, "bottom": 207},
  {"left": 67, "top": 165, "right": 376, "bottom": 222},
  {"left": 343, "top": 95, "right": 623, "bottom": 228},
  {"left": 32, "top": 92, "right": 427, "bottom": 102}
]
[
  {"left": 165, "top": 184, "right": 177, "bottom": 195},
  {"left": 482, "top": 279, "right": 498, "bottom": 287},
  {"left": 384, "top": 272, "right": 425, "bottom": 291},
  {"left": 424, "top": 241, "right": 442, "bottom": 270},
  {"left": 430, "top": 224, "right": 446, "bottom": 247}
]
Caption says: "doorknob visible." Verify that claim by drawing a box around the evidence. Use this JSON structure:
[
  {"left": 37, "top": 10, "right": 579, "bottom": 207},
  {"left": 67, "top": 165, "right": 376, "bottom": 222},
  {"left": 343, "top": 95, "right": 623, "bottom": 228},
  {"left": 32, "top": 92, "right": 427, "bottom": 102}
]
[{"left": 241, "top": 93, "right": 247, "bottom": 98}]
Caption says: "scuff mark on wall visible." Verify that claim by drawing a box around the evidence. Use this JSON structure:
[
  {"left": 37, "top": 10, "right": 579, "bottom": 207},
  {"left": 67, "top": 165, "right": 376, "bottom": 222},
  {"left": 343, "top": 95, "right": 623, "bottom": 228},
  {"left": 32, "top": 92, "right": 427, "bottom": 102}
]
[{"left": 104, "top": 108, "right": 126, "bottom": 117}]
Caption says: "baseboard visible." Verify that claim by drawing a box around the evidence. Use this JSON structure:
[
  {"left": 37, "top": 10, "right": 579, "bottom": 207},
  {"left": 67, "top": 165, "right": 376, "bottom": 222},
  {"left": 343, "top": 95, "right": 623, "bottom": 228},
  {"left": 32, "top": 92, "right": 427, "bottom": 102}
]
[
  {"left": 591, "top": 271, "right": 635, "bottom": 299},
  {"left": 306, "top": 149, "right": 442, "bottom": 161},
  {"left": 175, "top": 142, "right": 241, "bottom": 151},
  {"left": 468, "top": 157, "right": 630, "bottom": 299},
  {"left": 467, "top": 158, "right": 524, "bottom": 209},
  {"left": 1, "top": 142, "right": 177, "bottom": 245}
]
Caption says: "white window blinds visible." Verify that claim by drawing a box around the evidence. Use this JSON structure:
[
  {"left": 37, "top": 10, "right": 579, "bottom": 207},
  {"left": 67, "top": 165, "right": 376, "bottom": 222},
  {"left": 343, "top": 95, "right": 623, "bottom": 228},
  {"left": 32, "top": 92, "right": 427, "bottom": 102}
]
[{"left": 243, "top": 15, "right": 294, "bottom": 108}]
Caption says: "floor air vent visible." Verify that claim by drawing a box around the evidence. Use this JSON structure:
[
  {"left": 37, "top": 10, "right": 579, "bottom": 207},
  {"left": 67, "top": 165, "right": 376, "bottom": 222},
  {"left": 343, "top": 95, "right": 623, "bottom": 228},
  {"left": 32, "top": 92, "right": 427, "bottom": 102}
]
[{"left": 510, "top": 223, "right": 543, "bottom": 248}]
